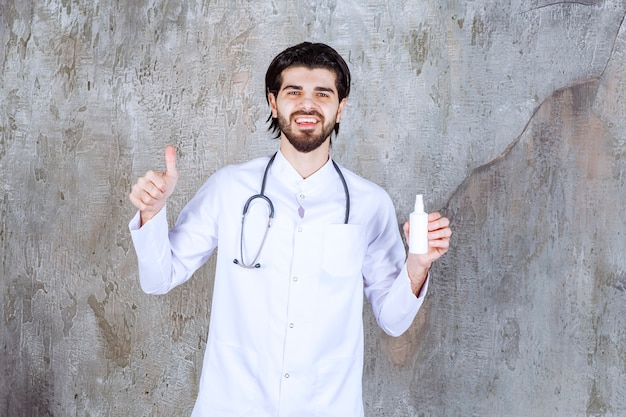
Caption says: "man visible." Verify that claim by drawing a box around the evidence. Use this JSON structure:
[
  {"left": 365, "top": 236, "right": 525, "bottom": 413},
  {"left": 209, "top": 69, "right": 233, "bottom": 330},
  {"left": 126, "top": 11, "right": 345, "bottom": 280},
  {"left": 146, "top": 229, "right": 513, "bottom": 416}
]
[{"left": 129, "top": 42, "right": 451, "bottom": 417}]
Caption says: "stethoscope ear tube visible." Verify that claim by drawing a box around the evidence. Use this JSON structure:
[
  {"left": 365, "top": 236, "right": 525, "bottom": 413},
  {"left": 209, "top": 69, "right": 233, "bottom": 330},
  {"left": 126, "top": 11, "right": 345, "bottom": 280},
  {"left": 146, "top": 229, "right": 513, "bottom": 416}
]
[{"left": 332, "top": 159, "right": 350, "bottom": 224}]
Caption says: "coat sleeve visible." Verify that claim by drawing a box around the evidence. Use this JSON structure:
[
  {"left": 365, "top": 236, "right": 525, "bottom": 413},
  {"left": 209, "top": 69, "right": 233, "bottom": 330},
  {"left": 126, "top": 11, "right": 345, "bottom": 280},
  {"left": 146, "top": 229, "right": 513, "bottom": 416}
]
[
  {"left": 129, "top": 171, "right": 222, "bottom": 295},
  {"left": 361, "top": 190, "right": 429, "bottom": 337}
]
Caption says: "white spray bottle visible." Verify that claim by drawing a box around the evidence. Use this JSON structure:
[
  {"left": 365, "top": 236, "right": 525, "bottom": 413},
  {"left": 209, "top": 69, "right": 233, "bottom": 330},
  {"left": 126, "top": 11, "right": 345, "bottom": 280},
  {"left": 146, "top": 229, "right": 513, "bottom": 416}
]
[{"left": 409, "top": 194, "right": 429, "bottom": 254}]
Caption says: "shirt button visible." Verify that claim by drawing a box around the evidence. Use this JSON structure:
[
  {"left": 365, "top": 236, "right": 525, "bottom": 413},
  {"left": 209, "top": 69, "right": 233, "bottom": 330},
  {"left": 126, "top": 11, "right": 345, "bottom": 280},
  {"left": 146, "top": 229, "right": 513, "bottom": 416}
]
[
  {"left": 299, "top": 194, "right": 305, "bottom": 199},
  {"left": 292, "top": 277, "right": 298, "bottom": 282},
  {"left": 289, "top": 323, "right": 294, "bottom": 328},
  {"left": 297, "top": 227, "right": 303, "bottom": 232},
  {"left": 284, "top": 373, "right": 290, "bottom": 379}
]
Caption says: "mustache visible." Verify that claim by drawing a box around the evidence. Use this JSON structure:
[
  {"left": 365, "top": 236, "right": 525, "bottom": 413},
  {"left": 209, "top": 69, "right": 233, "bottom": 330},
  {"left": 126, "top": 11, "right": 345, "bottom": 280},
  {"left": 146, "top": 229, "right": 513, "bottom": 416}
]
[{"left": 291, "top": 110, "right": 324, "bottom": 119}]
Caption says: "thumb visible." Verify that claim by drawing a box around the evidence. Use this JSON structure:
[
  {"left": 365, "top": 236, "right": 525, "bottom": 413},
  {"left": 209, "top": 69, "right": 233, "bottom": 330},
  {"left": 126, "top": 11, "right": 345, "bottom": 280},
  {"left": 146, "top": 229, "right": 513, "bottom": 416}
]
[
  {"left": 164, "top": 145, "right": 178, "bottom": 178},
  {"left": 402, "top": 221, "right": 410, "bottom": 241}
]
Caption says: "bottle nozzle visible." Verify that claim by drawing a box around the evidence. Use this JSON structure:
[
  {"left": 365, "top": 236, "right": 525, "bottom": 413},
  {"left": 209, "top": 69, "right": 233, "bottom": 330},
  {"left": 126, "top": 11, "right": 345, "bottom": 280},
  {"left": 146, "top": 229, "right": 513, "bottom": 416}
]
[{"left": 415, "top": 194, "right": 424, "bottom": 212}]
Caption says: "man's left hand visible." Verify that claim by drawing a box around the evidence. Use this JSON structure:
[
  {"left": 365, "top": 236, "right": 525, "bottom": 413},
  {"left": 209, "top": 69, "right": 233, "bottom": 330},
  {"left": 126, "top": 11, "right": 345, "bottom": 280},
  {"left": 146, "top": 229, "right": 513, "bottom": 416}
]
[{"left": 403, "top": 212, "right": 452, "bottom": 295}]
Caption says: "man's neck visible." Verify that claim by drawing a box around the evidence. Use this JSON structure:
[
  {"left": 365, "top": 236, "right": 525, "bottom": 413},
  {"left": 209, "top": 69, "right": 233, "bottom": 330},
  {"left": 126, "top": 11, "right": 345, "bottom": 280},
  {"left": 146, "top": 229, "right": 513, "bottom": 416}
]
[{"left": 279, "top": 137, "right": 331, "bottom": 179}]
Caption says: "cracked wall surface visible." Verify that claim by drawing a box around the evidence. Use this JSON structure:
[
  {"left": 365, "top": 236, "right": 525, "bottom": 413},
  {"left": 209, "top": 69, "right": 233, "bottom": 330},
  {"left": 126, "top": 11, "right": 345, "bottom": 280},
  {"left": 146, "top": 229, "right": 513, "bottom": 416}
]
[{"left": 1, "top": 0, "right": 625, "bottom": 416}]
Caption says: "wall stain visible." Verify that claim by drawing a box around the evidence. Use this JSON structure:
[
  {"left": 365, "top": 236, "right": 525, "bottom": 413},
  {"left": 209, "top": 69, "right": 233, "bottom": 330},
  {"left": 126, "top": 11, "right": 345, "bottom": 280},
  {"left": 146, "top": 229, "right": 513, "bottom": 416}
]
[
  {"left": 61, "top": 288, "right": 78, "bottom": 337},
  {"left": 499, "top": 317, "right": 520, "bottom": 371},
  {"left": 471, "top": 15, "right": 494, "bottom": 48},
  {"left": 4, "top": 276, "right": 46, "bottom": 330},
  {"left": 587, "top": 379, "right": 609, "bottom": 416},
  {"left": 407, "top": 28, "right": 429, "bottom": 77},
  {"left": 170, "top": 311, "right": 193, "bottom": 342},
  {"left": 87, "top": 293, "right": 132, "bottom": 368}
]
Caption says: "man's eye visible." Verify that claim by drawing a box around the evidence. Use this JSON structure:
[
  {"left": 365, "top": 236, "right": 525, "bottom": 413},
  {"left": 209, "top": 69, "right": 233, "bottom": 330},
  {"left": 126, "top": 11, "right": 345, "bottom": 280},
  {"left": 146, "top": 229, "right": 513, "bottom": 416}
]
[
  {"left": 317, "top": 93, "right": 329, "bottom": 98},
  {"left": 287, "top": 91, "right": 300, "bottom": 95}
]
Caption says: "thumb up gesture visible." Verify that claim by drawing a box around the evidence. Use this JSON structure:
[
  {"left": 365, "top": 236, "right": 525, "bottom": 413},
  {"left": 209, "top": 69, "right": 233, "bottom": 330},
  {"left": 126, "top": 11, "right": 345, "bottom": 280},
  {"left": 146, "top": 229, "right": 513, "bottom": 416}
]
[{"left": 129, "top": 146, "right": 179, "bottom": 226}]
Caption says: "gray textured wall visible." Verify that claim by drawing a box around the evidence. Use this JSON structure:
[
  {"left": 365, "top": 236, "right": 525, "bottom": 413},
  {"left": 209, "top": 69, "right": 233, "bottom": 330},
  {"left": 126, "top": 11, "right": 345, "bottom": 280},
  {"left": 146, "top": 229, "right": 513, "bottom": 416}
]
[{"left": 2, "top": 0, "right": 625, "bottom": 416}]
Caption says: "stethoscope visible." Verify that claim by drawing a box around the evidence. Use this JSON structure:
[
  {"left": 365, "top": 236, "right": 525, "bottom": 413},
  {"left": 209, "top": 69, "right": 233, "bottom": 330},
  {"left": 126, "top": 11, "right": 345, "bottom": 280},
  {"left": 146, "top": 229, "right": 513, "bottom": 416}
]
[{"left": 233, "top": 152, "right": 350, "bottom": 269}]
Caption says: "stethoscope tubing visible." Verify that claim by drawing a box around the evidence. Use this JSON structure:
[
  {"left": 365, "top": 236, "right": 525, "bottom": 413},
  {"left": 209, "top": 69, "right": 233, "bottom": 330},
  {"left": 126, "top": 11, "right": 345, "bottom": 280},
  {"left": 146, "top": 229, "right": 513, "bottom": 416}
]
[{"left": 233, "top": 152, "right": 350, "bottom": 268}]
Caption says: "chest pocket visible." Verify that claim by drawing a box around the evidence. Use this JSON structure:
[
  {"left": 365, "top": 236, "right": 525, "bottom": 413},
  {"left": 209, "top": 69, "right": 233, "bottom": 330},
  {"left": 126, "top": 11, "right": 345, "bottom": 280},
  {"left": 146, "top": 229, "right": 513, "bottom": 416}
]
[{"left": 321, "top": 224, "right": 367, "bottom": 277}]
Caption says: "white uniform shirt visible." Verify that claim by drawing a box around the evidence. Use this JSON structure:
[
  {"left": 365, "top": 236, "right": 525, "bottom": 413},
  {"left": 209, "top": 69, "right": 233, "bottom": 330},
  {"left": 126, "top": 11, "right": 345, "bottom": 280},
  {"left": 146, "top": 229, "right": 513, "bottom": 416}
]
[{"left": 129, "top": 150, "right": 428, "bottom": 417}]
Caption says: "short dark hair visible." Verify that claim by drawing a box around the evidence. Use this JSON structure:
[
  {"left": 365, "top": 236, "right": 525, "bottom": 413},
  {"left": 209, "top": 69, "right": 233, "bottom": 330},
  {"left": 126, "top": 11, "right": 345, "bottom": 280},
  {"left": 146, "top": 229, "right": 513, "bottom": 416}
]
[{"left": 265, "top": 42, "right": 351, "bottom": 138}]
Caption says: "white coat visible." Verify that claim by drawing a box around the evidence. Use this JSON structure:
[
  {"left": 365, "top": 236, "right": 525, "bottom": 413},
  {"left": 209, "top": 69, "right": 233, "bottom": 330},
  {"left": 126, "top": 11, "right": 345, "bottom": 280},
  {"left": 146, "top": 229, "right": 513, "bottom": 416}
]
[{"left": 129, "top": 150, "right": 427, "bottom": 416}]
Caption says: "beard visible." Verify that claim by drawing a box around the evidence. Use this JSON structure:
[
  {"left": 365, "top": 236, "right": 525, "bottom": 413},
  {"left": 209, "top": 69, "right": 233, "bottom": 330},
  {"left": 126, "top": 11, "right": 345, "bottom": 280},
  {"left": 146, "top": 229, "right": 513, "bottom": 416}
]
[{"left": 277, "top": 110, "right": 337, "bottom": 153}]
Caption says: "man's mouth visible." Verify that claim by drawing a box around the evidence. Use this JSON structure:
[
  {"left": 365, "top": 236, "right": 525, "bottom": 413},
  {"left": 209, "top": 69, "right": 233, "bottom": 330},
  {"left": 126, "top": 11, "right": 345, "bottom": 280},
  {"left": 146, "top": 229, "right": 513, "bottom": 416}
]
[
  {"left": 296, "top": 117, "right": 317, "bottom": 127},
  {"left": 293, "top": 113, "right": 322, "bottom": 129}
]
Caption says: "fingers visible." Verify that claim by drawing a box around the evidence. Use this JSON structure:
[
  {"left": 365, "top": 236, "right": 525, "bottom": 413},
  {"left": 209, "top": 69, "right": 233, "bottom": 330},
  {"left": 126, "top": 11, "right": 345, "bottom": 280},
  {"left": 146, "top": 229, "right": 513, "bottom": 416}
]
[
  {"left": 427, "top": 212, "right": 450, "bottom": 232},
  {"left": 140, "top": 170, "right": 167, "bottom": 196},
  {"left": 129, "top": 172, "right": 167, "bottom": 210},
  {"left": 426, "top": 212, "right": 452, "bottom": 251},
  {"left": 428, "top": 232, "right": 451, "bottom": 250},
  {"left": 128, "top": 146, "right": 179, "bottom": 220},
  {"left": 402, "top": 221, "right": 410, "bottom": 239},
  {"left": 404, "top": 214, "right": 452, "bottom": 239}
]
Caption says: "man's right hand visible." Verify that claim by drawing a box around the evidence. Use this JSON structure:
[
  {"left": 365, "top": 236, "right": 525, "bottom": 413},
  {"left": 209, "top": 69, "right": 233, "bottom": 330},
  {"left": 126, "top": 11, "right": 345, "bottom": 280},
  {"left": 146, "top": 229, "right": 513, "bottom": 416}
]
[{"left": 129, "top": 145, "right": 179, "bottom": 226}]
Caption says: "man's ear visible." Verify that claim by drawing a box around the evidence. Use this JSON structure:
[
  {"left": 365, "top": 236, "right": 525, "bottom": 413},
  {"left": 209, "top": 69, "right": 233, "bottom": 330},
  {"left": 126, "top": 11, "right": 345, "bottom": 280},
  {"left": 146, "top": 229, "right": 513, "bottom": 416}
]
[
  {"left": 336, "top": 98, "right": 347, "bottom": 123},
  {"left": 268, "top": 93, "right": 278, "bottom": 118}
]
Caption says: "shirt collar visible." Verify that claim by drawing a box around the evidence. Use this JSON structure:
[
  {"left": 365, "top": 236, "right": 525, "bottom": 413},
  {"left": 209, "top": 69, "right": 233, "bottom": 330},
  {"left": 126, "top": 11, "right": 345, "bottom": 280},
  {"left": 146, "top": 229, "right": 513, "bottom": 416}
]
[{"left": 273, "top": 149, "right": 336, "bottom": 193}]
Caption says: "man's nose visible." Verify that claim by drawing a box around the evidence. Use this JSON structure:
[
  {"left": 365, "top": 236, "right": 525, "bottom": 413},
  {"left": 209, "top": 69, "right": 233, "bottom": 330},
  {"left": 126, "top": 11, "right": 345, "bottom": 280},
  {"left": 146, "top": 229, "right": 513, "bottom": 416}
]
[{"left": 298, "top": 94, "right": 317, "bottom": 111}]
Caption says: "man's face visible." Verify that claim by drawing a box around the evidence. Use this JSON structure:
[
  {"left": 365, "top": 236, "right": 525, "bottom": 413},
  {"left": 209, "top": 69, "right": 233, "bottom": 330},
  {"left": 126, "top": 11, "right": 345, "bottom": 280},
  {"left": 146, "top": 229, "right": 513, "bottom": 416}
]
[{"left": 269, "top": 66, "right": 346, "bottom": 153}]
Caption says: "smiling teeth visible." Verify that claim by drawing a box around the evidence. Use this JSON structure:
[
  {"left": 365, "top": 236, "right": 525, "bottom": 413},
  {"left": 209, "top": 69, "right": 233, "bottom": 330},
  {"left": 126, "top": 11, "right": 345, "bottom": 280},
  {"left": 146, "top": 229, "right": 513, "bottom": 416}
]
[{"left": 296, "top": 117, "right": 317, "bottom": 123}]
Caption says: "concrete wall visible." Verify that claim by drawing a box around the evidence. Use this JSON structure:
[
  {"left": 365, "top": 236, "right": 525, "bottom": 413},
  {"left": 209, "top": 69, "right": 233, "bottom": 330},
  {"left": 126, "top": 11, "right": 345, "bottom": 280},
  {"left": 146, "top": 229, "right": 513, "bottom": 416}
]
[{"left": 1, "top": 0, "right": 625, "bottom": 415}]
